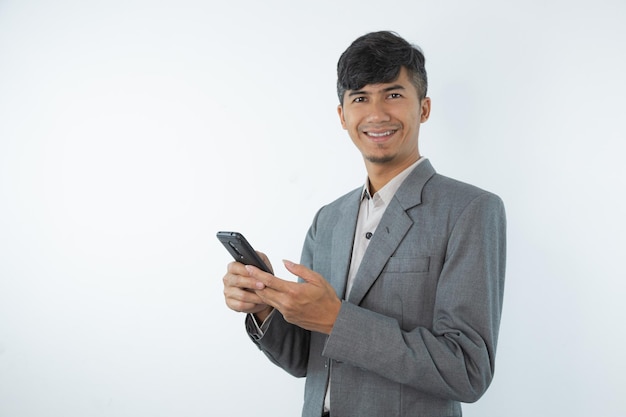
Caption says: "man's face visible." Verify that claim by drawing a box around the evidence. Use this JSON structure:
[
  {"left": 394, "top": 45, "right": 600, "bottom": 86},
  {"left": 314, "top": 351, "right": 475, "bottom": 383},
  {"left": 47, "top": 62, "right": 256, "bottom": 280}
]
[{"left": 337, "top": 67, "right": 430, "bottom": 171}]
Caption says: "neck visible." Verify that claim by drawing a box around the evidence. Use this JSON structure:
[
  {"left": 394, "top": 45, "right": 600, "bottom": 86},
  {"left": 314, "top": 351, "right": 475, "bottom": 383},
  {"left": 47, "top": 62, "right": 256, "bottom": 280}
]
[{"left": 365, "top": 154, "right": 420, "bottom": 195}]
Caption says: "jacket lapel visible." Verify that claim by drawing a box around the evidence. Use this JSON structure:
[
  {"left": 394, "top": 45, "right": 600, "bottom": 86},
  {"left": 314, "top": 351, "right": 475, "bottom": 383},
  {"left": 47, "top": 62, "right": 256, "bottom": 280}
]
[
  {"left": 347, "top": 159, "right": 436, "bottom": 305},
  {"left": 329, "top": 189, "right": 361, "bottom": 299}
]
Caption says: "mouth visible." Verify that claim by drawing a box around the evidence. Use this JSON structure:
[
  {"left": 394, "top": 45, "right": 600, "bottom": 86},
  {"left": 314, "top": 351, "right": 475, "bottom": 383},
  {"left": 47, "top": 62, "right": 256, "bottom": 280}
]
[{"left": 364, "top": 129, "right": 397, "bottom": 142}]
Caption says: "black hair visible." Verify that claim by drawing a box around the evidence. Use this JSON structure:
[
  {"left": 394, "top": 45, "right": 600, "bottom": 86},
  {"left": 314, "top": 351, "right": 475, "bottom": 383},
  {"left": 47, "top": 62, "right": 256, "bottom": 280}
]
[{"left": 336, "top": 31, "right": 428, "bottom": 104}]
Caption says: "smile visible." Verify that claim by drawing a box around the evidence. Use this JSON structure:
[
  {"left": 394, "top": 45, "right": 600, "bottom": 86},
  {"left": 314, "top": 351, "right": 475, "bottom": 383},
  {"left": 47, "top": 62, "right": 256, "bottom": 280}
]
[{"left": 366, "top": 130, "right": 396, "bottom": 138}]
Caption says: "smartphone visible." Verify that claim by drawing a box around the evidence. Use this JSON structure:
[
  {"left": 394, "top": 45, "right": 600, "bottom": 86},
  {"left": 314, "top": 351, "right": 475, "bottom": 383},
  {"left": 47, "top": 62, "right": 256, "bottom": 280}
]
[{"left": 216, "top": 231, "right": 271, "bottom": 273}]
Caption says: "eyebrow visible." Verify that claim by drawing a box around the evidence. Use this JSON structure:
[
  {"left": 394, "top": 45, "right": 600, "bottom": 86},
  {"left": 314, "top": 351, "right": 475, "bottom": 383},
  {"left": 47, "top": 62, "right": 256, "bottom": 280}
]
[{"left": 347, "top": 84, "right": 406, "bottom": 97}]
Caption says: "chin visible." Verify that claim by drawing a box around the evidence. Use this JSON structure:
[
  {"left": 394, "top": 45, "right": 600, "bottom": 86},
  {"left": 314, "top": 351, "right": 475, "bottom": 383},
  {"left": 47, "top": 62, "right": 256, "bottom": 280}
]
[{"left": 365, "top": 154, "right": 395, "bottom": 164}]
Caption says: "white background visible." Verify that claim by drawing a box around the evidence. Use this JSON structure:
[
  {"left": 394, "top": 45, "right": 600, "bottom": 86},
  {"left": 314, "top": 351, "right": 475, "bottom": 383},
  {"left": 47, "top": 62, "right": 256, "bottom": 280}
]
[{"left": 1, "top": 1, "right": 625, "bottom": 416}]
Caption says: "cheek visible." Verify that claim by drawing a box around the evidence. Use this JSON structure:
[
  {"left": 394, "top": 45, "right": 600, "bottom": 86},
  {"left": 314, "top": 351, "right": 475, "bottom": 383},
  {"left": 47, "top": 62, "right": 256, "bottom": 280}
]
[
  {"left": 343, "top": 118, "right": 359, "bottom": 133},
  {"left": 408, "top": 112, "right": 422, "bottom": 131}
]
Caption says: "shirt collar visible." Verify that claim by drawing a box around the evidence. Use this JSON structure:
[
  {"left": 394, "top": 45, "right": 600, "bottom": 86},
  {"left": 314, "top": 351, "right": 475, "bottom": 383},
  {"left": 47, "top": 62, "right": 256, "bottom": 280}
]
[{"left": 360, "top": 157, "right": 425, "bottom": 204}]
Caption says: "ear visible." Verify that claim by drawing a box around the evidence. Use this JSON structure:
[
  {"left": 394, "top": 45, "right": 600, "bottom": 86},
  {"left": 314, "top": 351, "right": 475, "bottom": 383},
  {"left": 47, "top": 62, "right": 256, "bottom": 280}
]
[
  {"left": 420, "top": 97, "right": 431, "bottom": 123},
  {"left": 337, "top": 104, "right": 347, "bottom": 130}
]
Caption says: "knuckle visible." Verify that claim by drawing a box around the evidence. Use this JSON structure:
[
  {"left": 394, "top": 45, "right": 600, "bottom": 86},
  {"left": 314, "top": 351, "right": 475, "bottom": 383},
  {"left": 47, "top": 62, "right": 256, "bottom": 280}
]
[
  {"left": 223, "top": 273, "right": 238, "bottom": 288},
  {"left": 286, "top": 286, "right": 300, "bottom": 298}
]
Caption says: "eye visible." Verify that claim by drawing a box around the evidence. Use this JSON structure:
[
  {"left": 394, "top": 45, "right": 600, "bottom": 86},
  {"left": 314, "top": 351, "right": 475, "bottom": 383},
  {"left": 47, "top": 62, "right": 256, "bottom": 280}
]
[
  {"left": 388, "top": 92, "right": 402, "bottom": 99},
  {"left": 352, "top": 96, "right": 366, "bottom": 103}
]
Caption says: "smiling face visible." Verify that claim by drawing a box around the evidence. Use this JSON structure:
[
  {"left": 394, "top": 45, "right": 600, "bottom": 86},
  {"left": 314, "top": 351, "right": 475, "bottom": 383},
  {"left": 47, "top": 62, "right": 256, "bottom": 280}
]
[{"left": 337, "top": 67, "right": 431, "bottom": 175}]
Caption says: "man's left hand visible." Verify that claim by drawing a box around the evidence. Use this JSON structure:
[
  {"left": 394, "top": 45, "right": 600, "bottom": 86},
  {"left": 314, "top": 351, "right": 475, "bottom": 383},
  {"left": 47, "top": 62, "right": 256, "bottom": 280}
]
[{"left": 246, "top": 260, "right": 341, "bottom": 335}]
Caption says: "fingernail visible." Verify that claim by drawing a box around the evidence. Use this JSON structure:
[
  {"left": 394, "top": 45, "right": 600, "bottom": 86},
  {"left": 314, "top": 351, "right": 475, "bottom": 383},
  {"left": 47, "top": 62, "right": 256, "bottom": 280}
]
[{"left": 283, "top": 259, "right": 295, "bottom": 268}]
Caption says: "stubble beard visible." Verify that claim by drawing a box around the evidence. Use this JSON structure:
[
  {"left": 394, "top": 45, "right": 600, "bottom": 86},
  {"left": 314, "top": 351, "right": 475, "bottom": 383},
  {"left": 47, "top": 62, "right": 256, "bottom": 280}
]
[
  {"left": 365, "top": 154, "right": 395, "bottom": 164},
  {"left": 363, "top": 144, "right": 396, "bottom": 164}
]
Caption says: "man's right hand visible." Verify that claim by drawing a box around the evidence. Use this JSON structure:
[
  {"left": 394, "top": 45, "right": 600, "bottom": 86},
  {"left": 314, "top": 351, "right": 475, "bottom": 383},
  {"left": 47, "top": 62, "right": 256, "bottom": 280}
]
[{"left": 222, "top": 252, "right": 274, "bottom": 322}]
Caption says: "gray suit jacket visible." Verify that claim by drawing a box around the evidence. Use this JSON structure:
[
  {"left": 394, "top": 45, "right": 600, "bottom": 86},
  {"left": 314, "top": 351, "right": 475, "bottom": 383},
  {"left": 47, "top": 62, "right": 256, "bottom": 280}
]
[{"left": 248, "top": 159, "right": 506, "bottom": 417}]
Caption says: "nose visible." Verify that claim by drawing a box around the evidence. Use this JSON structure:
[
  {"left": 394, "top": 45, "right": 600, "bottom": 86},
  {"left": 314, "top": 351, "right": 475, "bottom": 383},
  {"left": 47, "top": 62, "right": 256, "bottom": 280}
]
[{"left": 365, "top": 99, "right": 391, "bottom": 123}]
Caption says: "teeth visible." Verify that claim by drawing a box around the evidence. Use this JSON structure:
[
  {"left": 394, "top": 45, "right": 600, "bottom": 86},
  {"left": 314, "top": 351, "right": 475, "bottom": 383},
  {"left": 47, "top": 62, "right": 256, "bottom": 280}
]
[{"left": 367, "top": 130, "right": 394, "bottom": 137}]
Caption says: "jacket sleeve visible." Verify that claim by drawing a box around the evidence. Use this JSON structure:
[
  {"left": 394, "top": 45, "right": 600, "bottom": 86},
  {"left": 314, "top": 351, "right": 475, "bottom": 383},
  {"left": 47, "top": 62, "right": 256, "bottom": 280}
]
[
  {"left": 245, "top": 208, "right": 327, "bottom": 378},
  {"left": 247, "top": 311, "right": 310, "bottom": 378}
]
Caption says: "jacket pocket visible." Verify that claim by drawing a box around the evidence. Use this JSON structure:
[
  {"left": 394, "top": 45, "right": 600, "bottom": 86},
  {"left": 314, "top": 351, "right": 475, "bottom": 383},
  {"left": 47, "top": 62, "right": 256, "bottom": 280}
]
[{"left": 383, "top": 256, "right": 430, "bottom": 273}]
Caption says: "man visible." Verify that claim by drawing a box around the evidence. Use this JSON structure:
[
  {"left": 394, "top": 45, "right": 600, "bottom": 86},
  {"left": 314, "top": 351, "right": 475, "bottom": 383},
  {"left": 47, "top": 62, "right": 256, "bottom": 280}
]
[{"left": 222, "top": 31, "right": 506, "bottom": 417}]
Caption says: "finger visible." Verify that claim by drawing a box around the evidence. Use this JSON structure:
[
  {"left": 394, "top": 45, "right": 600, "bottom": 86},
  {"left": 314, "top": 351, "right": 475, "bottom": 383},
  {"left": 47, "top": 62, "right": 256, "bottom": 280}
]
[
  {"left": 224, "top": 284, "right": 266, "bottom": 313},
  {"left": 223, "top": 262, "right": 261, "bottom": 291},
  {"left": 244, "top": 264, "right": 289, "bottom": 290},
  {"left": 256, "top": 251, "right": 274, "bottom": 274},
  {"left": 283, "top": 260, "right": 319, "bottom": 284},
  {"left": 226, "top": 298, "right": 267, "bottom": 314},
  {"left": 226, "top": 260, "right": 249, "bottom": 276},
  {"left": 224, "top": 283, "right": 263, "bottom": 303}
]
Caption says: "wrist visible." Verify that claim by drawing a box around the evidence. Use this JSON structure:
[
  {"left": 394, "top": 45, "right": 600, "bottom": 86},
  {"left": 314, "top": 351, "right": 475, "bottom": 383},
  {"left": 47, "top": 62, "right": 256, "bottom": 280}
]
[{"left": 254, "top": 306, "right": 274, "bottom": 324}]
